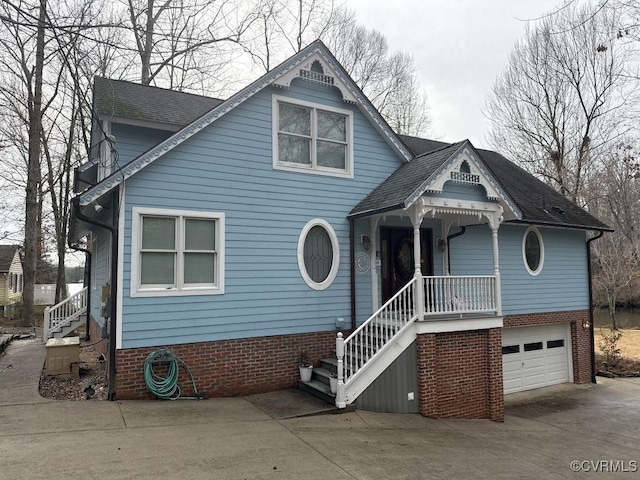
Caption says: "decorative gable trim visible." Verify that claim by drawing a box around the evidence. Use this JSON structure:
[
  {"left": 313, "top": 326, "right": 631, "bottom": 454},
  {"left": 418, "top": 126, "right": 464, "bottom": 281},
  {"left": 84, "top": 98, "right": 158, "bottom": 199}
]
[
  {"left": 273, "top": 55, "right": 358, "bottom": 104},
  {"left": 79, "top": 41, "right": 412, "bottom": 207},
  {"left": 404, "top": 141, "right": 522, "bottom": 220}
]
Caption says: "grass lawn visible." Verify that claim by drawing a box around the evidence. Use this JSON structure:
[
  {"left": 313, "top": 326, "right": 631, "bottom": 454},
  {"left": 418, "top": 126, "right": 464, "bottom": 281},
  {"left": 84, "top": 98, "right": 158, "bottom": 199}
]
[{"left": 595, "top": 327, "right": 640, "bottom": 361}]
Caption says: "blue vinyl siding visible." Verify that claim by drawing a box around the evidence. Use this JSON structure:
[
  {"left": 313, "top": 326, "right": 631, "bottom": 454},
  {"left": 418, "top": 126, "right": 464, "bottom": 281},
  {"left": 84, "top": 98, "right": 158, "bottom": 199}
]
[
  {"left": 111, "top": 124, "right": 172, "bottom": 166},
  {"left": 120, "top": 80, "right": 403, "bottom": 348},
  {"left": 449, "top": 224, "right": 588, "bottom": 315}
]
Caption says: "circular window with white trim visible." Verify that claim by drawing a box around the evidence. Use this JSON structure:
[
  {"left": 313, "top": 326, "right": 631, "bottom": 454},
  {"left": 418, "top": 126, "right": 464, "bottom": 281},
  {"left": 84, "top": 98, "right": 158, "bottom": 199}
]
[
  {"left": 522, "top": 226, "right": 544, "bottom": 276},
  {"left": 297, "top": 219, "right": 340, "bottom": 290}
]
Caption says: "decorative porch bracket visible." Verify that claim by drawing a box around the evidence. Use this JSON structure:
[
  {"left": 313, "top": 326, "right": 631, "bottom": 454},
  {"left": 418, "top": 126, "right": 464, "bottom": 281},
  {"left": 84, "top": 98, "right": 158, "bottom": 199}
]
[{"left": 409, "top": 196, "right": 504, "bottom": 318}]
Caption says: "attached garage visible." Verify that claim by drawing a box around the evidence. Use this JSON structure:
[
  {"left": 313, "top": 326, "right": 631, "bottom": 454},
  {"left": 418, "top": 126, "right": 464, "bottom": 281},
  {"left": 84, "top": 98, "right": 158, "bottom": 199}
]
[{"left": 502, "top": 324, "right": 572, "bottom": 394}]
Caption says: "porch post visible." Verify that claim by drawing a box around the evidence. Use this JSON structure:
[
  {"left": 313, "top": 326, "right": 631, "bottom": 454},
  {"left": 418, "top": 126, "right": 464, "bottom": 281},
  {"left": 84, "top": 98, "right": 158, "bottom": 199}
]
[
  {"left": 490, "top": 220, "right": 502, "bottom": 316},
  {"left": 411, "top": 204, "right": 424, "bottom": 321}
]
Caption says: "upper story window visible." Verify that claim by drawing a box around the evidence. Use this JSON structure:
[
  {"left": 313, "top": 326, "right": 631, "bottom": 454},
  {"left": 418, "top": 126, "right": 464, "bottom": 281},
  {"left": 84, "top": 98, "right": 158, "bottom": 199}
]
[
  {"left": 522, "top": 226, "right": 544, "bottom": 276},
  {"left": 273, "top": 95, "right": 353, "bottom": 178},
  {"left": 131, "top": 207, "right": 225, "bottom": 297}
]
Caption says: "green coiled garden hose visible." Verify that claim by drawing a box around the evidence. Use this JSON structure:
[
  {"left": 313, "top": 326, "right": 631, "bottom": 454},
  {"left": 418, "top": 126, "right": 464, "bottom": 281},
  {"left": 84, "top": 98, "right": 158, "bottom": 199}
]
[{"left": 143, "top": 349, "right": 200, "bottom": 400}]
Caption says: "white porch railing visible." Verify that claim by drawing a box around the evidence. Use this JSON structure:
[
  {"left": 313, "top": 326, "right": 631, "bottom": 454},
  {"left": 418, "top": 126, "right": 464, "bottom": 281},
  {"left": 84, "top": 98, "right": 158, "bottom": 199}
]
[
  {"left": 43, "top": 286, "right": 88, "bottom": 340},
  {"left": 424, "top": 275, "right": 497, "bottom": 316},
  {"left": 335, "top": 274, "right": 498, "bottom": 408}
]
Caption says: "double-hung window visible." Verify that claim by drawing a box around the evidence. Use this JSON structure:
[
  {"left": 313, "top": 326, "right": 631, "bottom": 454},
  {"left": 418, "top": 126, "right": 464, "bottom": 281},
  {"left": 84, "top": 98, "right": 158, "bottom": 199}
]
[
  {"left": 131, "top": 207, "right": 225, "bottom": 297},
  {"left": 273, "top": 96, "right": 353, "bottom": 177}
]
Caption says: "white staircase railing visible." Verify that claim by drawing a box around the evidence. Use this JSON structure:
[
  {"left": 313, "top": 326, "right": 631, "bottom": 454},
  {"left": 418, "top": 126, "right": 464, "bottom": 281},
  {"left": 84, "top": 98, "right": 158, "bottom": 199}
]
[
  {"left": 334, "top": 274, "right": 498, "bottom": 407},
  {"left": 336, "top": 278, "right": 418, "bottom": 407},
  {"left": 43, "top": 287, "right": 88, "bottom": 340},
  {"left": 424, "top": 275, "right": 497, "bottom": 315}
]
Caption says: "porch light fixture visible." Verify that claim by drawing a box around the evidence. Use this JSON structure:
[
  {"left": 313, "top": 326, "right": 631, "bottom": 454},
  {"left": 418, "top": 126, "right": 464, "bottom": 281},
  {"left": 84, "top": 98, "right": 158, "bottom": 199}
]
[
  {"left": 437, "top": 238, "right": 446, "bottom": 252},
  {"left": 361, "top": 234, "right": 371, "bottom": 250}
]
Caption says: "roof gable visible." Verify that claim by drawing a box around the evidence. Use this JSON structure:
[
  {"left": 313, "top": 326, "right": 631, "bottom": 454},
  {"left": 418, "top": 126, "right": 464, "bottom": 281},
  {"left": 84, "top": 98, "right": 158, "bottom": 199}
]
[
  {"left": 398, "top": 134, "right": 611, "bottom": 231},
  {"left": 350, "top": 140, "right": 522, "bottom": 220},
  {"left": 0, "top": 245, "right": 20, "bottom": 272},
  {"left": 79, "top": 41, "right": 412, "bottom": 207},
  {"left": 411, "top": 141, "right": 521, "bottom": 220}
]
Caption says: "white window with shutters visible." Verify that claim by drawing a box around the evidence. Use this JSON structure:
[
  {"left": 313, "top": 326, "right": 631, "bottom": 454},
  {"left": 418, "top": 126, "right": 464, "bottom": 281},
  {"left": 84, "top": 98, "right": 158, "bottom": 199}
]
[{"left": 130, "top": 207, "right": 225, "bottom": 297}]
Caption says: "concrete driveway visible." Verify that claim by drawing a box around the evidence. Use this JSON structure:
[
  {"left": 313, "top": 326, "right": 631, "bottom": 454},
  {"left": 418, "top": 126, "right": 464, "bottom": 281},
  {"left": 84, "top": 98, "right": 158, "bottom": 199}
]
[{"left": 1, "top": 339, "right": 639, "bottom": 479}]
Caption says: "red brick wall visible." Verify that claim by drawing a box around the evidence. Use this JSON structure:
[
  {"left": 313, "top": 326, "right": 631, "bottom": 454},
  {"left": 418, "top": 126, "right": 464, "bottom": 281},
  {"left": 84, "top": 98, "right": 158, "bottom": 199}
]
[
  {"left": 417, "top": 329, "right": 503, "bottom": 422},
  {"left": 114, "top": 331, "right": 339, "bottom": 400},
  {"left": 504, "top": 310, "right": 591, "bottom": 384}
]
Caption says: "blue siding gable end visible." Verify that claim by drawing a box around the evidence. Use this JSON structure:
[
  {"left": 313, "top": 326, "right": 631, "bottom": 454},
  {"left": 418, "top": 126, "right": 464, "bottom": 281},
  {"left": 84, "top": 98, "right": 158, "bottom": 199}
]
[{"left": 120, "top": 80, "right": 403, "bottom": 349}]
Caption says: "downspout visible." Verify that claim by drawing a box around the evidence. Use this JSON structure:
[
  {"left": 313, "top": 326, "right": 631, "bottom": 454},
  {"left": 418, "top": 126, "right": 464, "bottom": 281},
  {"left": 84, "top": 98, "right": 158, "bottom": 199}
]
[
  {"left": 72, "top": 194, "right": 119, "bottom": 401},
  {"left": 67, "top": 240, "right": 91, "bottom": 341},
  {"left": 446, "top": 227, "right": 466, "bottom": 274},
  {"left": 586, "top": 230, "right": 604, "bottom": 384},
  {"left": 349, "top": 218, "right": 356, "bottom": 331}
]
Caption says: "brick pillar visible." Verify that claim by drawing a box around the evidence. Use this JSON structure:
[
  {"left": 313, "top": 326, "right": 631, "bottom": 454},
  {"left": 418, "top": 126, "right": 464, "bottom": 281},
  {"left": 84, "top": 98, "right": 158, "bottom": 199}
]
[
  {"left": 570, "top": 313, "right": 592, "bottom": 384},
  {"left": 417, "top": 333, "right": 438, "bottom": 417},
  {"left": 487, "top": 327, "right": 504, "bottom": 422}
]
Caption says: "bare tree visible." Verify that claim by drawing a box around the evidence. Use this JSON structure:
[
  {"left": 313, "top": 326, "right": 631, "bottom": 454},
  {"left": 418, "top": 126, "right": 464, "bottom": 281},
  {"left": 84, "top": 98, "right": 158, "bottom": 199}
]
[
  {"left": 243, "top": 4, "right": 432, "bottom": 136},
  {"left": 485, "top": 4, "right": 632, "bottom": 204},
  {"left": 588, "top": 140, "right": 640, "bottom": 322},
  {"left": 122, "top": 0, "right": 257, "bottom": 91}
]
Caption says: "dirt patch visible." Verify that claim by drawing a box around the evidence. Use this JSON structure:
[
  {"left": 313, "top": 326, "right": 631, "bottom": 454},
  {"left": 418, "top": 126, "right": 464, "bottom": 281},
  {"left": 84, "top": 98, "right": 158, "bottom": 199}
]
[{"left": 39, "top": 339, "right": 109, "bottom": 401}]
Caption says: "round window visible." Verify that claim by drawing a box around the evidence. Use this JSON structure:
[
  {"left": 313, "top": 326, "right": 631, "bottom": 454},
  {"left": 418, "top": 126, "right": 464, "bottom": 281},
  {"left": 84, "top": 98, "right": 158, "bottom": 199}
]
[
  {"left": 298, "top": 219, "right": 340, "bottom": 290},
  {"left": 522, "top": 227, "right": 544, "bottom": 276}
]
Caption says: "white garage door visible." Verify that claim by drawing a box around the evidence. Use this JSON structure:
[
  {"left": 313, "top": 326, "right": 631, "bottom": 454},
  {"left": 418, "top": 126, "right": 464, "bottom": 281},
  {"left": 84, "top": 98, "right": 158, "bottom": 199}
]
[{"left": 502, "top": 324, "right": 572, "bottom": 394}]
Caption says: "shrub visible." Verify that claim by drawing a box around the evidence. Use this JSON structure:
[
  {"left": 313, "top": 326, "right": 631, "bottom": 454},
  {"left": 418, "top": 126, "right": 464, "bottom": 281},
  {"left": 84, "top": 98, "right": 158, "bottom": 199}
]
[{"left": 598, "top": 329, "right": 623, "bottom": 368}]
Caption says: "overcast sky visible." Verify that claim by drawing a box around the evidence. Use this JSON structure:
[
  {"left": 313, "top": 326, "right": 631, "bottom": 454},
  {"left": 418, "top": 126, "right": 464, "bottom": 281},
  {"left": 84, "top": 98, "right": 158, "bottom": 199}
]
[{"left": 348, "top": 0, "right": 563, "bottom": 148}]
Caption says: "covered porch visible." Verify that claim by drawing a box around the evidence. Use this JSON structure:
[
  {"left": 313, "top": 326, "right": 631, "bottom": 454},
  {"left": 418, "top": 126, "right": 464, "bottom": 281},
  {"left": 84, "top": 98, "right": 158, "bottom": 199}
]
[{"left": 335, "top": 141, "right": 521, "bottom": 409}]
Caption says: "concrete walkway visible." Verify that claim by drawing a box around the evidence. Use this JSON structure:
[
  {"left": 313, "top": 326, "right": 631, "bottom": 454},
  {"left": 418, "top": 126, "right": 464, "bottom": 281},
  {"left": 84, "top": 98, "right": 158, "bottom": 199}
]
[{"left": 1, "top": 338, "right": 640, "bottom": 479}]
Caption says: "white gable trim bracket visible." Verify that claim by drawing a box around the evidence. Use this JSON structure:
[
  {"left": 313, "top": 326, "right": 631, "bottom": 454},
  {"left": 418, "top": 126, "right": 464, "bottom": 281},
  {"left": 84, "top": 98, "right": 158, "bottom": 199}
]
[
  {"left": 412, "top": 196, "right": 504, "bottom": 231},
  {"left": 273, "top": 54, "right": 358, "bottom": 104},
  {"left": 405, "top": 142, "right": 522, "bottom": 221},
  {"left": 79, "top": 41, "right": 412, "bottom": 207}
]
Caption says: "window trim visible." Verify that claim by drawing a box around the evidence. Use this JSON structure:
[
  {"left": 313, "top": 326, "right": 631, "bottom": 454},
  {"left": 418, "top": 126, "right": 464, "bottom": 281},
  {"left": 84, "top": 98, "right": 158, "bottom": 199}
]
[
  {"left": 522, "top": 226, "right": 544, "bottom": 276},
  {"left": 130, "top": 207, "right": 225, "bottom": 297},
  {"left": 297, "top": 219, "right": 340, "bottom": 290},
  {"left": 272, "top": 95, "right": 354, "bottom": 179}
]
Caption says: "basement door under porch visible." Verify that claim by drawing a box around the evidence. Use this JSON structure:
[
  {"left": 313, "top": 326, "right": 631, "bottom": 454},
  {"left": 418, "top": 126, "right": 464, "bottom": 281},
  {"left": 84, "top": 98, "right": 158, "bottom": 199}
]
[{"left": 380, "top": 226, "right": 433, "bottom": 303}]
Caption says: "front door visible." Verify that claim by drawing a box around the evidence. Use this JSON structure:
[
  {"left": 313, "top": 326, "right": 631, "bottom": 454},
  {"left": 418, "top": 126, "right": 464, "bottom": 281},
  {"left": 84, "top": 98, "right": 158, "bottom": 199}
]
[{"left": 380, "top": 227, "right": 433, "bottom": 302}]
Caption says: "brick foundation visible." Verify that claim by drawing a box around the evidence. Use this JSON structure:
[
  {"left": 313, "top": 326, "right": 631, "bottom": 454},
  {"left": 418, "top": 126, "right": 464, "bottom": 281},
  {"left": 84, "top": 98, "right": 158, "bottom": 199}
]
[
  {"left": 504, "top": 310, "right": 591, "bottom": 384},
  {"left": 417, "top": 328, "right": 504, "bottom": 422},
  {"left": 114, "top": 331, "right": 339, "bottom": 400}
]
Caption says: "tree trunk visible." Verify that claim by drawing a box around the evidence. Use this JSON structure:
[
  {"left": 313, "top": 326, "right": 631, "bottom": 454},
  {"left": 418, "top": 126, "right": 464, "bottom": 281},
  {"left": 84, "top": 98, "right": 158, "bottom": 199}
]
[
  {"left": 22, "top": 0, "right": 46, "bottom": 327},
  {"left": 608, "top": 293, "right": 618, "bottom": 330}
]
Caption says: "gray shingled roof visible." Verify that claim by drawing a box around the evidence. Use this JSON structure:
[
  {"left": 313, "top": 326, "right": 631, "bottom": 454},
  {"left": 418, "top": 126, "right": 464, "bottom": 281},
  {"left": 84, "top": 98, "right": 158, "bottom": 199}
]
[
  {"left": 90, "top": 78, "right": 610, "bottom": 232},
  {"left": 361, "top": 135, "right": 611, "bottom": 231},
  {"left": 0, "top": 245, "right": 20, "bottom": 272},
  {"left": 350, "top": 142, "right": 465, "bottom": 217},
  {"left": 94, "top": 77, "right": 224, "bottom": 127}
]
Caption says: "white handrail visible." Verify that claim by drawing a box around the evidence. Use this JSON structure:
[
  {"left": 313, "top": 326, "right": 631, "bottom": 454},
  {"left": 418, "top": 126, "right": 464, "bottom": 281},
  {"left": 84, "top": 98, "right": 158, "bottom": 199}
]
[
  {"left": 338, "top": 278, "right": 418, "bottom": 390},
  {"left": 43, "top": 287, "right": 88, "bottom": 341},
  {"left": 335, "top": 274, "right": 498, "bottom": 408}
]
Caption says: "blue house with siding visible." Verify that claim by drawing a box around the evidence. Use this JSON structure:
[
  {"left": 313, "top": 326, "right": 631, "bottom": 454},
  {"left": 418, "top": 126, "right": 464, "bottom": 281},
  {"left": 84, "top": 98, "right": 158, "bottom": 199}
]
[{"left": 62, "top": 41, "right": 609, "bottom": 420}]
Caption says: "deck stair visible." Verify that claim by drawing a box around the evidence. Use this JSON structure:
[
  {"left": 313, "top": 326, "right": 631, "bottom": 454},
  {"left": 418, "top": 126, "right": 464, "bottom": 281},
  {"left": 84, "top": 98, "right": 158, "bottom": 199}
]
[{"left": 43, "top": 287, "right": 88, "bottom": 340}]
